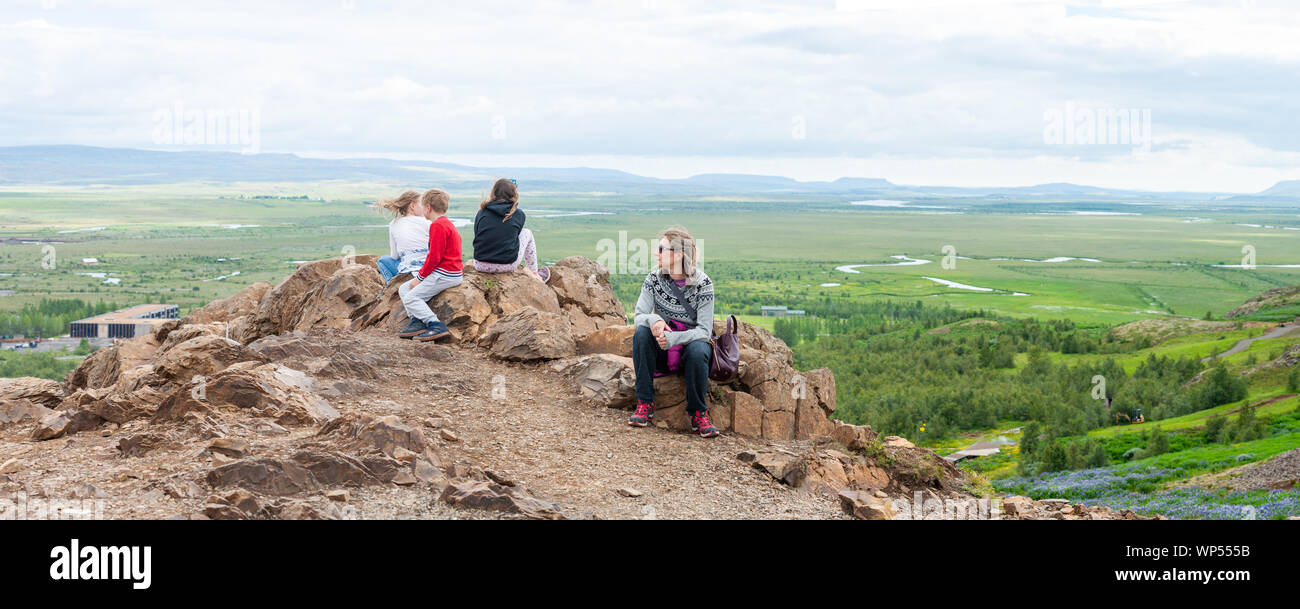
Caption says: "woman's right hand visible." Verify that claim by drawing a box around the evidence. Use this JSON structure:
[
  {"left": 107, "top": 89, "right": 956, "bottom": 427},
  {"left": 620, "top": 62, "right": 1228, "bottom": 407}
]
[{"left": 651, "top": 320, "right": 668, "bottom": 337}]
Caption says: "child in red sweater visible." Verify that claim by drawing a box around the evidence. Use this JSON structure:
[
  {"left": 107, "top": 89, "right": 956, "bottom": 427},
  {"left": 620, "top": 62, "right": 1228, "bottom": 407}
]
[{"left": 397, "top": 189, "right": 463, "bottom": 342}]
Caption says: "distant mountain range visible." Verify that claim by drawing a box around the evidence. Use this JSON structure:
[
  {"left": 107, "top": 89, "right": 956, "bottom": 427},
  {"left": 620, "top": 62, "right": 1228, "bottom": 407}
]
[{"left": 1, "top": 145, "right": 1297, "bottom": 201}]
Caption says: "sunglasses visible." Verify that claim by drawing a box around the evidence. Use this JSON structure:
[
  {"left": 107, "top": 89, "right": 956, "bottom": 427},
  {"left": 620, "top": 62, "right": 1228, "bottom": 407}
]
[
  {"left": 658, "top": 245, "right": 681, "bottom": 253},
  {"left": 508, "top": 178, "right": 517, "bottom": 185}
]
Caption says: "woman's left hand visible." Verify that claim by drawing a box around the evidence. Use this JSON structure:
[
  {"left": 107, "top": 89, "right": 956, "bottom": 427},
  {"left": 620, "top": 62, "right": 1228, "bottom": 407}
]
[
  {"left": 657, "top": 331, "right": 669, "bottom": 349},
  {"left": 406, "top": 278, "right": 419, "bottom": 290}
]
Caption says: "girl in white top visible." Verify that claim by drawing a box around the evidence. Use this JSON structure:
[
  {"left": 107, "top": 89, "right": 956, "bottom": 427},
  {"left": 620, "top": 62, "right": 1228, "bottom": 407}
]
[{"left": 376, "top": 190, "right": 433, "bottom": 283}]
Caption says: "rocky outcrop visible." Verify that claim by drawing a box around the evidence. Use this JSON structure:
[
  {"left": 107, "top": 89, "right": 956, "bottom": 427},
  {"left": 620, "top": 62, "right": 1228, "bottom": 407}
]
[
  {"left": 184, "top": 282, "right": 272, "bottom": 325},
  {"left": 153, "top": 363, "right": 340, "bottom": 427},
  {"left": 741, "top": 432, "right": 974, "bottom": 520},
  {"left": 349, "top": 259, "right": 624, "bottom": 347},
  {"left": 64, "top": 330, "right": 162, "bottom": 391},
  {"left": 477, "top": 307, "right": 576, "bottom": 361},
  {"left": 1226, "top": 285, "right": 1300, "bottom": 319},
  {"left": 0, "top": 399, "right": 54, "bottom": 425},
  {"left": 0, "top": 377, "right": 64, "bottom": 408},
  {"left": 549, "top": 319, "right": 837, "bottom": 441},
  {"left": 236, "top": 256, "right": 382, "bottom": 344},
  {"left": 547, "top": 256, "right": 629, "bottom": 337}
]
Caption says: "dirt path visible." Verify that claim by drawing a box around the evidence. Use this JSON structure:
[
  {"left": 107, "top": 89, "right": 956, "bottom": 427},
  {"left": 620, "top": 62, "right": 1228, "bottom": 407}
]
[{"left": 1182, "top": 448, "right": 1300, "bottom": 492}]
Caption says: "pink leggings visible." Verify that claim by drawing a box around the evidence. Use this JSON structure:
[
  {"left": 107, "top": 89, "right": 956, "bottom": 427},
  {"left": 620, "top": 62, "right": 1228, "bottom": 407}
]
[{"left": 473, "top": 228, "right": 538, "bottom": 274}]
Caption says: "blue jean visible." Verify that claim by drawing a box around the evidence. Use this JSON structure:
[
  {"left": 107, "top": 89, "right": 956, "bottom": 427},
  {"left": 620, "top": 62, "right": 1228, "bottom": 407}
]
[
  {"left": 376, "top": 256, "right": 400, "bottom": 282},
  {"left": 633, "top": 325, "right": 711, "bottom": 415}
]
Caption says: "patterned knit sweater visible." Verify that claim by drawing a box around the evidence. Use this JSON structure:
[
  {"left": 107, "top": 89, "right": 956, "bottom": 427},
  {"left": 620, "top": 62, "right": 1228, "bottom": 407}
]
[{"left": 633, "top": 268, "right": 714, "bottom": 348}]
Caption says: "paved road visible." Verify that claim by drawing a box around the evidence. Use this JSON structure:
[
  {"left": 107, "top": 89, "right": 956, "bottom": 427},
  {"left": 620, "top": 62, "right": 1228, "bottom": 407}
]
[{"left": 1203, "top": 323, "right": 1300, "bottom": 362}]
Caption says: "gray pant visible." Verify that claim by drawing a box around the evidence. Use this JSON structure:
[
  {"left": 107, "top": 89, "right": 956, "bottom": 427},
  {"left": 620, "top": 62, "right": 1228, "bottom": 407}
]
[{"left": 398, "top": 273, "right": 463, "bottom": 323}]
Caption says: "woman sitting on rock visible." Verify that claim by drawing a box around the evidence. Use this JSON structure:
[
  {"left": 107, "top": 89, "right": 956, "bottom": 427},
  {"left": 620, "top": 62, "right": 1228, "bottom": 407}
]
[
  {"left": 375, "top": 189, "right": 431, "bottom": 285},
  {"left": 628, "top": 227, "right": 719, "bottom": 438},
  {"left": 470, "top": 178, "right": 550, "bottom": 283}
]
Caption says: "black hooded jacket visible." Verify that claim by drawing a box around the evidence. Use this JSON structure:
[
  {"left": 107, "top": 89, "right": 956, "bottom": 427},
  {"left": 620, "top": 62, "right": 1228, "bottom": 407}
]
[{"left": 472, "top": 200, "right": 527, "bottom": 264}]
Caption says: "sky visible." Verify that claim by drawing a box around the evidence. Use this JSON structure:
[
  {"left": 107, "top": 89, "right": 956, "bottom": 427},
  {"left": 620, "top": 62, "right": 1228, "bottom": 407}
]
[{"left": 2, "top": 0, "right": 1299, "bottom": 192}]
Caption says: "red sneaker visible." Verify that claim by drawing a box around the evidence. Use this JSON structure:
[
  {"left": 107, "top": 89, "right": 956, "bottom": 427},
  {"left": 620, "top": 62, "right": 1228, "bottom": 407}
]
[
  {"left": 690, "top": 410, "right": 720, "bottom": 438},
  {"left": 628, "top": 402, "right": 654, "bottom": 427}
]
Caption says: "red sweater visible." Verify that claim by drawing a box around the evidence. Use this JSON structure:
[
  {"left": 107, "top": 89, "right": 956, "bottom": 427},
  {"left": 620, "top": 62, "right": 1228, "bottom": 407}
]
[{"left": 416, "top": 215, "right": 464, "bottom": 281}]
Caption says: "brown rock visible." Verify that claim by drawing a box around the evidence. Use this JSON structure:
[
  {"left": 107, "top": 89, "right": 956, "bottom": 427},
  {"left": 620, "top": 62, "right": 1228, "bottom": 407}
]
[
  {"left": 78, "top": 385, "right": 169, "bottom": 424},
  {"left": 750, "top": 449, "right": 804, "bottom": 485},
  {"left": 838, "top": 490, "right": 897, "bottom": 520},
  {"left": 482, "top": 269, "right": 563, "bottom": 317},
  {"left": 844, "top": 463, "right": 892, "bottom": 490},
  {"left": 391, "top": 447, "right": 418, "bottom": 463},
  {"left": 65, "top": 334, "right": 160, "bottom": 391},
  {"left": 477, "top": 307, "right": 576, "bottom": 361},
  {"left": 208, "top": 437, "right": 250, "bottom": 458},
  {"left": 118, "top": 433, "right": 170, "bottom": 457},
  {"left": 883, "top": 436, "right": 915, "bottom": 449},
  {"left": 802, "top": 455, "right": 851, "bottom": 496},
  {"left": 153, "top": 334, "right": 263, "bottom": 384},
  {"left": 414, "top": 459, "right": 446, "bottom": 486},
  {"left": 316, "top": 412, "right": 432, "bottom": 459},
  {"left": 793, "top": 397, "right": 826, "bottom": 440},
  {"left": 830, "top": 421, "right": 879, "bottom": 452},
  {"left": 153, "top": 364, "right": 339, "bottom": 427},
  {"left": 206, "top": 457, "right": 319, "bottom": 496},
  {"left": 31, "top": 409, "right": 104, "bottom": 441},
  {"left": 440, "top": 480, "right": 565, "bottom": 520},
  {"left": 803, "top": 367, "right": 837, "bottom": 413},
  {"left": 550, "top": 354, "right": 636, "bottom": 408},
  {"left": 239, "top": 255, "right": 379, "bottom": 343},
  {"left": 761, "top": 410, "right": 795, "bottom": 441},
  {"left": 0, "top": 377, "right": 63, "bottom": 408},
  {"left": 0, "top": 399, "right": 54, "bottom": 425},
  {"left": 185, "top": 282, "right": 272, "bottom": 325},
  {"left": 155, "top": 322, "right": 231, "bottom": 355},
  {"left": 325, "top": 489, "right": 350, "bottom": 502},
  {"left": 575, "top": 325, "right": 636, "bottom": 357},
  {"left": 729, "top": 391, "right": 763, "bottom": 437},
  {"left": 547, "top": 257, "right": 627, "bottom": 335},
  {"left": 708, "top": 390, "right": 733, "bottom": 431},
  {"left": 293, "top": 264, "right": 385, "bottom": 332},
  {"left": 245, "top": 331, "right": 334, "bottom": 361}
]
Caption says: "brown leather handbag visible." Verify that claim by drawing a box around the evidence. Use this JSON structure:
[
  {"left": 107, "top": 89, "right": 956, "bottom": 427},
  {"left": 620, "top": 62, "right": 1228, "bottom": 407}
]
[{"left": 663, "top": 279, "right": 740, "bottom": 383}]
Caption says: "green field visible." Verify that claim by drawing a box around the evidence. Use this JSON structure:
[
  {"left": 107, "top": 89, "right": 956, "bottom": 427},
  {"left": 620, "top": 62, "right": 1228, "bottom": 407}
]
[{"left": 6, "top": 183, "right": 1300, "bottom": 324}]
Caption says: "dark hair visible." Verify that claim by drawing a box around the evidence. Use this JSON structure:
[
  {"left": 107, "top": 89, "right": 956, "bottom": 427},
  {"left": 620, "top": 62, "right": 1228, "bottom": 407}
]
[{"left": 479, "top": 178, "right": 520, "bottom": 221}]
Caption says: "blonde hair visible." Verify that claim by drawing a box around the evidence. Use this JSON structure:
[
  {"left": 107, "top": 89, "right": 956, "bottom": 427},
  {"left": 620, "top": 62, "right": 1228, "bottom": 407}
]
[
  {"left": 659, "top": 226, "right": 698, "bottom": 276},
  {"left": 478, "top": 178, "right": 520, "bottom": 221},
  {"left": 377, "top": 190, "right": 421, "bottom": 219},
  {"left": 422, "top": 189, "right": 451, "bottom": 215}
]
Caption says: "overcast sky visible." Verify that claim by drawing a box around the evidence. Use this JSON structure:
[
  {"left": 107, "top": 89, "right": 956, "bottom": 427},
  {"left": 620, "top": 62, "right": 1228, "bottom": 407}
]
[{"left": 2, "top": 0, "right": 1299, "bottom": 191}]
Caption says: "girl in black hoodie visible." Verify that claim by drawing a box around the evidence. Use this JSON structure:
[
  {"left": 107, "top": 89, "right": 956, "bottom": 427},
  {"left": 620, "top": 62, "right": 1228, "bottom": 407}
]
[{"left": 470, "top": 178, "right": 549, "bottom": 282}]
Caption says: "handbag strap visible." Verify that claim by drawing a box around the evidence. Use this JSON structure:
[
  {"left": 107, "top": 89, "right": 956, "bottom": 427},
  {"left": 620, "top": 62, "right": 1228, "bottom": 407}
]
[{"left": 662, "top": 275, "right": 698, "bottom": 327}]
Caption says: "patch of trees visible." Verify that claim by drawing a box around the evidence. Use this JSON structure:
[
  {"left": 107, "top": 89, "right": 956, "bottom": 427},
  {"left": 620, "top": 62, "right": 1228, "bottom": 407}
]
[{"left": 0, "top": 298, "right": 121, "bottom": 338}]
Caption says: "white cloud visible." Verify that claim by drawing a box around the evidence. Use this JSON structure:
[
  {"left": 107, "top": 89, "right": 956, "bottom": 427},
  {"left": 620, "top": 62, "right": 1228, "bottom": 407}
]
[{"left": 0, "top": 0, "right": 1298, "bottom": 191}]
